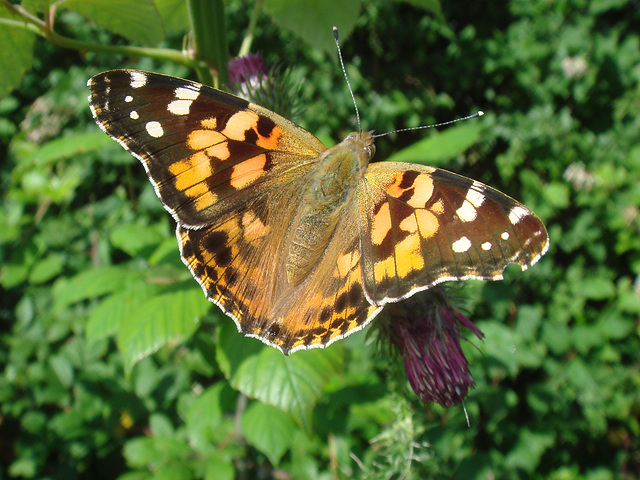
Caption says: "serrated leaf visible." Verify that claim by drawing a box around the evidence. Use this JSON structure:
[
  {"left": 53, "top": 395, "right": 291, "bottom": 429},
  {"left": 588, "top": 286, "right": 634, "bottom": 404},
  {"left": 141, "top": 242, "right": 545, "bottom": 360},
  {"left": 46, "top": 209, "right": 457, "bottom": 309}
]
[
  {"left": 580, "top": 276, "right": 615, "bottom": 301},
  {"left": 27, "top": 132, "right": 114, "bottom": 166},
  {"left": 123, "top": 437, "right": 157, "bottom": 469},
  {"left": 386, "top": 121, "right": 484, "bottom": 166},
  {"left": 204, "top": 455, "right": 235, "bottom": 480},
  {"left": 504, "top": 429, "right": 555, "bottom": 472},
  {"left": 22, "top": 1, "right": 50, "bottom": 14},
  {"left": 110, "top": 223, "right": 166, "bottom": 257},
  {"left": 155, "top": 0, "right": 189, "bottom": 35},
  {"left": 216, "top": 321, "right": 342, "bottom": 430},
  {"left": 265, "top": 0, "right": 360, "bottom": 54},
  {"left": 50, "top": 354, "right": 74, "bottom": 388},
  {"left": 53, "top": 266, "right": 141, "bottom": 313},
  {"left": 64, "top": 0, "right": 164, "bottom": 45},
  {"left": 183, "top": 383, "right": 228, "bottom": 450},
  {"left": 242, "top": 402, "right": 296, "bottom": 466},
  {"left": 118, "top": 284, "right": 211, "bottom": 374},
  {"left": 0, "top": 7, "right": 36, "bottom": 99},
  {"left": 86, "top": 281, "right": 159, "bottom": 344},
  {"left": 476, "top": 321, "right": 520, "bottom": 376},
  {"left": 28, "top": 254, "right": 64, "bottom": 284},
  {"left": 1, "top": 263, "right": 29, "bottom": 288},
  {"left": 542, "top": 181, "right": 570, "bottom": 208}
]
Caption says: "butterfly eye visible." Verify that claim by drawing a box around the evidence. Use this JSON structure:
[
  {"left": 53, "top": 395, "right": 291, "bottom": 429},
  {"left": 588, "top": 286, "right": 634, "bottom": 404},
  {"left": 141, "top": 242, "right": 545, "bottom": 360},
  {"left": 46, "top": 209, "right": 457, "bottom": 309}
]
[{"left": 366, "top": 144, "right": 376, "bottom": 159}]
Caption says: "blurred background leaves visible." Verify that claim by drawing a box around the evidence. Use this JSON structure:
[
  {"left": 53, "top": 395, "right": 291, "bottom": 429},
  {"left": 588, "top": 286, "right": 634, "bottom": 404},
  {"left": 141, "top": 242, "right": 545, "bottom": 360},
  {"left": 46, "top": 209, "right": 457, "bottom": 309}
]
[{"left": 1, "top": 0, "right": 639, "bottom": 479}]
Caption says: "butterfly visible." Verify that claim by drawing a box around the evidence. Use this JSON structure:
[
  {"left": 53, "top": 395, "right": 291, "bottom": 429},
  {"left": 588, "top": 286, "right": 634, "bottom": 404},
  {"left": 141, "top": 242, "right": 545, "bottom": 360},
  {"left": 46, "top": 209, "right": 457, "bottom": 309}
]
[{"left": 88, "top": 69, "right": 549, "bottom": 355}]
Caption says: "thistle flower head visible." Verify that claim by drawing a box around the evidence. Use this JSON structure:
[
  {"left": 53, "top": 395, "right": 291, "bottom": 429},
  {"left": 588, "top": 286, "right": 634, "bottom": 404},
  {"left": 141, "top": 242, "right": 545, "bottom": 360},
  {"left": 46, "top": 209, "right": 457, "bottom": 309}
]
[
  {"left": 227, "top": 53, "right": 270, "bottom": 90},
  {"left": 383, "top": 287, "right": 484, "bottom": 407},
  {"left": 227, "top": 53, "right": 300, "bottom": 119}
]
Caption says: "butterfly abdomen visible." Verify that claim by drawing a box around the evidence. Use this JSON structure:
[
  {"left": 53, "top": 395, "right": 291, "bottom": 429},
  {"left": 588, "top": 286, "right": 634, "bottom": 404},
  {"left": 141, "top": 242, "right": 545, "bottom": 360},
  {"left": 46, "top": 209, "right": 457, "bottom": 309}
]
[{"left": 286, "top": 133, "right": 372, "bottom": 285}]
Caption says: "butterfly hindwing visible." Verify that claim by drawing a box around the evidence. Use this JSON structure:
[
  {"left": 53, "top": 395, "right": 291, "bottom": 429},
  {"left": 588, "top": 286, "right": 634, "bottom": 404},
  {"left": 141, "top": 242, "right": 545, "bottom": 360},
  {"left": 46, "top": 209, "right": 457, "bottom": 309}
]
[
  {"left": 178, "top": 188, "right": 379, "bottom": 354},
  {"left": 359, "top": 162, "right": 549, "bottom": 304}
]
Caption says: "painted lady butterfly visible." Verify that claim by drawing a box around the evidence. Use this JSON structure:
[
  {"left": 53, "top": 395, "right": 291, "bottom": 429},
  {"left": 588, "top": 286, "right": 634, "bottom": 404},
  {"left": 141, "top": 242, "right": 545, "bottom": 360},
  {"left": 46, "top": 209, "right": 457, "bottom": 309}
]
[{"left": 88, "top": 69, "right": 549, "bottom": 355}]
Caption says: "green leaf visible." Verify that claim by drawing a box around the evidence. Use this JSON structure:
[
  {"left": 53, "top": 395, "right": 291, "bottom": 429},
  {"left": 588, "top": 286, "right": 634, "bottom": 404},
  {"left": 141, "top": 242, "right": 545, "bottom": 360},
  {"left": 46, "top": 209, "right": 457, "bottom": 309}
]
[
  {"left": 26, "top": 132, "right": 113, "bottom": 166},
  {"left": 542, "top": 181, "right": 570, "bottom": 209},
  {"left": 118, "top": 284, "right": 211, "bottom": 375},
  {"left": 183, "top": 383, "right": 230, "bottom": 449},
  {"left": 396, "top": 0, "right": 442, "bottom": 18},
  {"left": 242, "top": 401, "right": 296, "bottom": 466},
  {"left": 216, "top": 321, "right": 342, "bottom": 430},
  {"left": 0, "top": 7, "right": 36, "bottom": 99},
  {"left": 86, "top": 281, "right": 159, "bottom": 344},
  {"left": 28, "top": 254, "right": 64, "bottom": 284},
  {"left": 504, "top": 429, "right": 555, "bottom": 472},
  {"left": 1, "top": 263, "right": 29, "bottom": 289},
  {"left": 53, "top": 266, "right": 141, "bottom": 313},
  {"left": 265, "top": 0, "right": 360, "bottom": 54},
  {"left": 203, "top": 455, "right": 235, "bottom": 480},
  {"left": 64, "top": 0, "right": 164, "bottom": 45},
  {"left": 580, "top": 276, "right": 615, "bottom": 301},
  {"left": 50, "top": 354, "right": 74, "bottom": 388},
  {"left": 476, "top": 321, "right": 521, "bottom": 376},
  {"left": 155, "top": 0, "right": 189, "bottom": 35},
  {"left": 386, "top": 121, "right": 484, "bottom": 166},
  {"left": 123, "top": 437, "right": 158, "bottom": 469},
  {"left": 110, "top": 222, "right": 166, "bottom": 257}
]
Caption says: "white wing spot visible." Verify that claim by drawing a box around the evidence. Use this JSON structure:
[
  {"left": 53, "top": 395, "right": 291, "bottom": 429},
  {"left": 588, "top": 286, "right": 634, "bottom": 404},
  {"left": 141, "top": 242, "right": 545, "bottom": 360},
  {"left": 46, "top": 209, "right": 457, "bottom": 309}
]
[
  {"left": 509, "top": 206, "right": 528, "bottom": 225},
  {"left": 146, "top": 121, "right": 164, "bottom": 138},
  {"left": 130, "top": 71, "right": 148, "bottom": 88},
  {"left": 130, "top": 110, "right": 139, "bottom": 120},
  {"left": 452, "top": 236, "right": 472, "bottom": 253},
  {"left": 501, "top": 231, "right": 510, "bottom": 240},
  {"left": 175, "top": 86, "right": 200, "bottom": 100},
  {"left": 456, "top": 200, "right": 477, "bottom": 222},
  {"left": 481, "top": 241, "right": 492, "bottom": 251},
  {"left": 168, "top": 86, "right": 201, "bottom": 115},
  {"left": 124, "top": 95, "right": 133, "bottom": 102},
  {"left": 168, "top": 99, "right": 192, "bottom": 115},
  {"left": 467, "top": 183, "right": 486, "bottom": 206}
]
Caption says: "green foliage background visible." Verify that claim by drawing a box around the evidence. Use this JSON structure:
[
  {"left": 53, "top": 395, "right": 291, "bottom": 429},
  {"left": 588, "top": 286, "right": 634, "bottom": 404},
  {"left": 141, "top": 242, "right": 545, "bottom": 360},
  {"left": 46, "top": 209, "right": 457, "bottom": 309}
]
[{"left": 1, "top": 0, "right": 639, "bottom": 479}]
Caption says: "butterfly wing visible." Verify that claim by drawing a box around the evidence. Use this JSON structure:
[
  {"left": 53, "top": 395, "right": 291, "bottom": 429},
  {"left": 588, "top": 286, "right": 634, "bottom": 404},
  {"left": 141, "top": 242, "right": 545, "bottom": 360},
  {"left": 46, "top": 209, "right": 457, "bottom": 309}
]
[
  {"left": 358, "top": 162, "right": 549, "bottom": 304},
  {"left": 89, "top": 69, "right": 379, "bottom": 354},
  {"left": 88, "top": 70, "right": 326, "bottom": 228},
  {"left": 178, "top": 190, "right": 380, "bottom": 355}
]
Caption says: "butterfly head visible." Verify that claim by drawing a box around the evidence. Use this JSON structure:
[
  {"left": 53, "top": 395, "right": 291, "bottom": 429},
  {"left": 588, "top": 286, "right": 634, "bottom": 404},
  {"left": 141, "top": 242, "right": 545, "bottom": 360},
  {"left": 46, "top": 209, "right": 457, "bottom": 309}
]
[{"left": 343, "top": 130, "right": 376, "bottom": 166}]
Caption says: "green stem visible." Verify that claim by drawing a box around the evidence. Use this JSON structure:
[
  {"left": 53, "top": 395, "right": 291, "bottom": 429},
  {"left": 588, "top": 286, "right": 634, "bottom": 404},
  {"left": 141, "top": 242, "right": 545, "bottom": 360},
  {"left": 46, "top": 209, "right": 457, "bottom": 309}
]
[
  {"left": 186, "top": 0, "right": 229, "bottom": 87},
  {"left": 0, "top": 4, "right": 202, "bottom": 69},
  {"left": 238, "top": 0, "right": 263, "bottom": 57}
]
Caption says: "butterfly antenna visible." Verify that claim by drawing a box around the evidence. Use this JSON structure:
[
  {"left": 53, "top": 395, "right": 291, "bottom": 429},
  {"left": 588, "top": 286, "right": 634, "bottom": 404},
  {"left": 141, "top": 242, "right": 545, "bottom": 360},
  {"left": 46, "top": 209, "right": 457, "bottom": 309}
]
[
  {"left": 373, "top": 111, "right": 484, "bottom": 139},
  {"left": 333, "top": 26, "right": 362, "bottom": 132},
  {"left": 463, "top": 401, "right": 471, "bottom": 428}
]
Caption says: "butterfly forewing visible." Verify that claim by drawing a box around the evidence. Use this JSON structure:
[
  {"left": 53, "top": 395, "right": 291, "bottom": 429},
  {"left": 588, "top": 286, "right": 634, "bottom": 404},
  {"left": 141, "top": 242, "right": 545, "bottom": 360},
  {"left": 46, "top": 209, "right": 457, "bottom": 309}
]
[{"left": 88, "top": 70, "right": 325, "bottom": 228}]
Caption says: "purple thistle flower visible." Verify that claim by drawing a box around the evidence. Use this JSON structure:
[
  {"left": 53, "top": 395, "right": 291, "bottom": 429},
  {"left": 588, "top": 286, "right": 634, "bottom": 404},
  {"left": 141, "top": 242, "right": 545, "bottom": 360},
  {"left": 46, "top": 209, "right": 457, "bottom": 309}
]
[
  {"left": 227, "top": 53, "right": 270, "bottom": 90},
  {"left": 384, "top": 287, "right": 484, "bottom": 407},
  {"left": 226, "top": 53, "right": 299, "bottom": 119}
]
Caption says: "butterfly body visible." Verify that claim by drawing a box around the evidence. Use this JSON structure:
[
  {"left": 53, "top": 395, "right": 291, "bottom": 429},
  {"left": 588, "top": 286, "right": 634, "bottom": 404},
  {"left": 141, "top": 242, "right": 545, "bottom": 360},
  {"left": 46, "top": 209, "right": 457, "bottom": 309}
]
[
  {"left": 89, "top": 69, "right": 549, "bottom": 355},
  {"left": 287, "top": 131, "right": 371, "bottom": 284}
]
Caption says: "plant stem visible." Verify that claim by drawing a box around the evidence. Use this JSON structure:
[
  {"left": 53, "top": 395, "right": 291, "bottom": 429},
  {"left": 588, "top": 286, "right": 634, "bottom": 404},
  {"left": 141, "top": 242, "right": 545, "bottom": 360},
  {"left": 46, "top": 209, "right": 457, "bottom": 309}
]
[
  {"left": 238, "top": 0, "right": 263, "bottom": 57},
  {"left": 0, "top": 3, "right": 202, "bottom": 69},
  {"left": 186, "top": 0, "right": 229, "bottom": 87}
]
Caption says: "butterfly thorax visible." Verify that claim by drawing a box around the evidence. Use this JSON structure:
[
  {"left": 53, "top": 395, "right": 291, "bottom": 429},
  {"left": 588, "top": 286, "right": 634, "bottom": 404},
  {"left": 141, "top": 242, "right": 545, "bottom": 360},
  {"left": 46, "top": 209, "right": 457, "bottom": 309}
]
[{"left": 285, "top": 131, "right": 375, "bottom": 285}]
